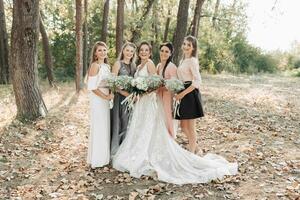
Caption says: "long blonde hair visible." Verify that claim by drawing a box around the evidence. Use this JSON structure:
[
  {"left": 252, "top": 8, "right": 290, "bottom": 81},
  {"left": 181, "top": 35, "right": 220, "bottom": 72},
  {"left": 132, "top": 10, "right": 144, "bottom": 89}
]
[{"left": 117, "top": 42, "right": 137, "bottom": 72}]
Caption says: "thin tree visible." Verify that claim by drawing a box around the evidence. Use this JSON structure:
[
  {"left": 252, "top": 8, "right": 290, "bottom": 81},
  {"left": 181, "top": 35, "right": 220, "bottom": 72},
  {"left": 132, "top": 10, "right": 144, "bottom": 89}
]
[
  {"left": 39, "top": 11, "right": 54, "bottom": 87},
  {"left": 75, "top": 0, "right": 83, "bottom": 92},
  {"left": 190, "top": 0, "right": 206, "bottom": 37},
  {"left": 163, "top": 9, "right": 171, "bottom": 42},
  {"left": 116, "top": 0, "right": 125, "bottom": 56},
  {"left": 172, "top": 0, "right": 190, "bottom": 65},
  {"left": 82, "top": 0, "right": 88, "bottom": 78},
  {"left": 212, "top": 0, "right": 221, "bottom": 28},
  {"left": 11, "top": 0, "right": 48, "bottom": 120},
  {"left": 130, "top": 0, "right": 156, "bottom": 44},
  {"left": 101, "top": 0, "right": 109, "bottom": 43},
  {"left": 0, "top": 0, "right": 9, "bottom": 84}
]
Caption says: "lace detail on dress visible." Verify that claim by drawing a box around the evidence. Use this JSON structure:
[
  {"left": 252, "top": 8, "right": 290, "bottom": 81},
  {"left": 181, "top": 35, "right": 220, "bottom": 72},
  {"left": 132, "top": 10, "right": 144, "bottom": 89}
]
[{"left": 112, "top": 62, "right": 238, "bottom": 184}]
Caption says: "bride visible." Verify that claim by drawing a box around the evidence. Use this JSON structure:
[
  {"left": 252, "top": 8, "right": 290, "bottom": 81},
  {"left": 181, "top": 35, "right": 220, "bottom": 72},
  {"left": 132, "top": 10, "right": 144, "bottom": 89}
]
[{"left": 112, "top": 41, "right": 238, "bottom": 184}]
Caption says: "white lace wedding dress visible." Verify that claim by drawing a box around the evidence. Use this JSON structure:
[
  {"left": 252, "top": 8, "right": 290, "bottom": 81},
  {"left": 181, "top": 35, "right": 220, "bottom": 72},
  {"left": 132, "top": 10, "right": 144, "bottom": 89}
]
[{"left": 112, "top": 65, "right": 238, "bottom": 184}]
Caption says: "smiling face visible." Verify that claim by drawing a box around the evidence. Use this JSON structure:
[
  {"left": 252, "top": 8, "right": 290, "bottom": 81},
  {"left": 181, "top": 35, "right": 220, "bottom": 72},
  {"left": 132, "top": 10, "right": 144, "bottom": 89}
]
[
  {"left": 181, "top": 39, "right": 194, "bottom": 58},
  {"left": 160, "top": 46, "right": 172, "bottom": 63},
  {"left": 138, "top": 44, "right": 151, "bottom": 60},
  {"left": 123, "top": 45, "right": 135, "bottom": 60},
  {"left": 94, "top": 45, "right": 107, "bottom": 61}
]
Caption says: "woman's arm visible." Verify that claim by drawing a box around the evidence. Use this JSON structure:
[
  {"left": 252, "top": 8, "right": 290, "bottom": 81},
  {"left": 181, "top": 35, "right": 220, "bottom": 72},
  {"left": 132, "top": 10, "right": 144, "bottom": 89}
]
[
  {"left": 147, "top": 60, "right": 157, "bottom": 75},
  {"left": 112, "top": 61, "right": 120, "bottom": 75},
  {"left": 175, "top": 58, "right": 200, "bottom": 100},
  {"left": 88, "top": 63, "right": 114, "bottom": 100}
]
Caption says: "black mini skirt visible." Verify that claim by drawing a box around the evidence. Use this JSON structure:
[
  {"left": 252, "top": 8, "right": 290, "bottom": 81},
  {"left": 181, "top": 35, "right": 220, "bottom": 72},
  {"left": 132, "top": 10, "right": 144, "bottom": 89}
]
[{"left": 175, "top": 81, "right": 204, "bottom": 120}]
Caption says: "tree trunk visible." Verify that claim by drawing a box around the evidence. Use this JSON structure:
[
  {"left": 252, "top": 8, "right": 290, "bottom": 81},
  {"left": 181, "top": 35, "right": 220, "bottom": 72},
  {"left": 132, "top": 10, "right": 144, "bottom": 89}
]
[
  {"left": 130, "top": 0, "right": 156, "bottom": 44},
  {"left": 11, "top": 0, "right": 47, "bottom": 120},
  {"left": 75, "top": 0, "right": 83, "bottom": 93},
  {"left": 101, "top": 0, "right": 109, "bottom": 43},
  {"left": 212, "top": 0, "right": 221, "bottom": 28},
  {"left": 82, "top": 0, "right": 88, "bottom": 78},
  {"left": 39, "top": 12, "right": 54, "bottom": 87},
  {"left": 191, "top": 0, "right": 206, "bottom": 37},
  {"left": 172, "top": 0, "right": 190, "bottom": 65},
  {"left": 0, "top": 0, "right": 9, "bottom": 84},
  {"left": 163, "top": 9, "right": 171, "bottom": 42},
  {"left": 116, "top": 0, "right": 125, "bottom": 56}
]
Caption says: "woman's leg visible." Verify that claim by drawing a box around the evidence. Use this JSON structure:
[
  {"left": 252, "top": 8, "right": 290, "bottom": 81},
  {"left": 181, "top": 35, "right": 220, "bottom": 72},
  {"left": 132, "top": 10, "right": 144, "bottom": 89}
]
[
  {"left": 180, "top": 119, "right": 197, "bottom": 153},
  {"left": 186, "top": 119, "right": 197, "bottom": 153}
]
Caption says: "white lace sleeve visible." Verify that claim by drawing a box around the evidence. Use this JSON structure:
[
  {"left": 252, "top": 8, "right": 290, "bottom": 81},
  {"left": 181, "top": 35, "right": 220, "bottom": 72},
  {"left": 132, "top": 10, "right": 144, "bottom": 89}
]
[
  {"left": 190, "top": 58, "right": 201, "bottom": 88},
  {"left": 87, "top": 76, "right": 98, "bottom": 91}
]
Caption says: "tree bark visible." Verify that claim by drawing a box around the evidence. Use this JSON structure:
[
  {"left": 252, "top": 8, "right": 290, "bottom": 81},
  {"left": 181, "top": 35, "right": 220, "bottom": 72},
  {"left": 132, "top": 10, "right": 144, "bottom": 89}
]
[
  {"left": 11, "top": 0, "right": 48, "bottom": 120},
  {"left": 130, "top": 0, "right": 156, "bottom": 44},
  {"left": 39, "top": 12, "right": 54, "bottom": 87},
  {"left": 116, "top": 0, "right": 125, "bottom": 56},
  {"left": 82, "top": 0, "right": 88, "bottom": 78},
  {"left": 101, "top": 0, "right": 109, "bottom": 43},
  {"left": 0, "top": 0, "right": 9, "bottom": 84},
  {"left": 191, "top": 0, "right": 206, "bottom": 37},
  {"left": 212, "top": 0, "right": 221, "bottom": 28},
  {"left": 163, "top": 9, "right": 171, "bottom": 42},
  {"left": 172, "top": 0, "right": 190, "bottom": 65},
  {"left": 75, "top": 0, "right": 83, "bottom": 92}
]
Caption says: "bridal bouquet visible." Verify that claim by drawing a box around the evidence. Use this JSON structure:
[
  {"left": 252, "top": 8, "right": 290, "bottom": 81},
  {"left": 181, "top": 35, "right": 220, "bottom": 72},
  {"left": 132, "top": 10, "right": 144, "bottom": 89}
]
[
  {"left": 122, "top": 75, "right": 164, "bottom": 111},
  {"left": 131, "top": 76, "right": 149, "bottom": 94}
]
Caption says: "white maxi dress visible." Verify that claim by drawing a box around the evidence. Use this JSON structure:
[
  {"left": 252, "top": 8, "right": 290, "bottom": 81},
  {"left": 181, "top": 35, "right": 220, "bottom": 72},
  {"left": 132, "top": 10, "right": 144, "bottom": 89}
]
[{"left": 87, "top": 63, "right": 111, "bottom": 168}]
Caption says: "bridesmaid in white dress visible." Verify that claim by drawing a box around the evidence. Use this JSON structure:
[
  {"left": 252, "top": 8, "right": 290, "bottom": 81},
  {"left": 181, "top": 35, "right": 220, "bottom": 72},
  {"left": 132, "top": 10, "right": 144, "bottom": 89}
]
[{"left": 87, "top": 41, "right": 114, "bottom": 168}]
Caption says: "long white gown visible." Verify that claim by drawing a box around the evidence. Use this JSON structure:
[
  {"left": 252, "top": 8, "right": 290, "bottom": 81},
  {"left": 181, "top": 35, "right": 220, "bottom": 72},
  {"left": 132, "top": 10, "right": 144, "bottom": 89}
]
[
  {"left": 112, "top": 66, "right": 238, "bottom": 184},
  {"left": 87, "top": 63, "right": 111, "bottom": 168}
]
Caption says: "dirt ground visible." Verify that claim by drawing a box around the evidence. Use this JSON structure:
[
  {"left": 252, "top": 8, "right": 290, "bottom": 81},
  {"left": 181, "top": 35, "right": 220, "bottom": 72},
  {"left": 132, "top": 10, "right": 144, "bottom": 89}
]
[{"left": 0, "top": 74, "right": 299, "bottom": 200}]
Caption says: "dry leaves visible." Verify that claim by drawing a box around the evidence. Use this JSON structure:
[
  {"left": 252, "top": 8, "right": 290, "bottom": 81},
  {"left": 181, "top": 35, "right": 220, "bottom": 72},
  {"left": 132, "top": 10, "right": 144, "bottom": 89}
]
[{"left": 1, "top": 75, "right": 300, "bottom": 199}]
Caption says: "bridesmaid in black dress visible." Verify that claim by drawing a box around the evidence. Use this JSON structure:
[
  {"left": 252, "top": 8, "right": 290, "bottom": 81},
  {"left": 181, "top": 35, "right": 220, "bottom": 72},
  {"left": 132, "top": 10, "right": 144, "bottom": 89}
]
[
  {"left": 175, "top": 36, "right": 204, "bottom": 154},
  {"left": 110, "top": 42, "right": 137, "bottom": 156}
]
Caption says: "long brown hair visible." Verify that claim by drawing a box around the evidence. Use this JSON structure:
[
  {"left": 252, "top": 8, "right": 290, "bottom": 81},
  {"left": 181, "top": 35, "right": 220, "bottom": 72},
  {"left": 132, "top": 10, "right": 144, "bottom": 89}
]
[
  {"left": 90, "top": 41, "right": 109, "bottom": 64},
  {"left": 85, "top": 41, "right": 109, "bottom": 83},
  {"left": 159, "top": 42, "right": 174, "bottom": 78}
]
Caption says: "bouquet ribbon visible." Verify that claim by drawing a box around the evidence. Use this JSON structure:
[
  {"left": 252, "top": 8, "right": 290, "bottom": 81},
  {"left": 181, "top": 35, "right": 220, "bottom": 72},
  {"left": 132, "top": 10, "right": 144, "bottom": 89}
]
[{"left": 173, "top": 98, "right": 181, "bottom": 118}]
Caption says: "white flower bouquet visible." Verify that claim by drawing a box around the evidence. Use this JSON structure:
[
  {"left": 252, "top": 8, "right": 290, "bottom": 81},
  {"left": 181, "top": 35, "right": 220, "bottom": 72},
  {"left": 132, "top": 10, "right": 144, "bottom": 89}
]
[
  {"left": 114, "top": 75, "right": 133, "bottom": 92},
  {"left": 102, "top": 73, "right": 117, "bottom": 92},
  {"left": 164, "top": 78, "right": 184, "bottom": 94}
]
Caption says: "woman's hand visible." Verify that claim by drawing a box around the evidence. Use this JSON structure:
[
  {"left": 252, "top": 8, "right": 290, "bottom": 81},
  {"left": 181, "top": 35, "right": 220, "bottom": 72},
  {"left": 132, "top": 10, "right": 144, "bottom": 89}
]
[
  {"left": 106, "top": 93, "right": 114, "bottom": 100},
  {"left": 174, "top": 92, "right": 185, "bottom": 101},
  {"left": 117, "top": 89, "right": 130, "bottom": 97}
]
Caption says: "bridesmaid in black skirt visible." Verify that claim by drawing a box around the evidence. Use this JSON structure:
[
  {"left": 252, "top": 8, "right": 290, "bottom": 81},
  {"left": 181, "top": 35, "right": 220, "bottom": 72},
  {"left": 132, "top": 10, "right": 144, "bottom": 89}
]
[{"left": 175, "top": 35, "right": 204, "bottom": 153}]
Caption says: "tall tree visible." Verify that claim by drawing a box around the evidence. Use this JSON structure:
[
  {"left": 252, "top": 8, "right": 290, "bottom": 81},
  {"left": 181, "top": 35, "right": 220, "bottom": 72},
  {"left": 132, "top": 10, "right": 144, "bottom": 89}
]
[
  {"left": 116, "top": 0, "right": 125, "bottom": 56},
  {"left": 75, "top": 0, "right": 83, "bottom": 92},
  {"left": 172, "top": 0, "right": 190, "bottom": 65},
  {"left": 190, "top": 0, "right": 206, "bottom": 37},
  {"left": 130, "top": 0, "right": 156, "bottom": 44},
  {"left": 0, "top": 0, "right": 9, "bottom": 84},
  {"left": 11, "top": 0, "right": 47, "bottom": 120},
  {"left": 212, "top": 0, "right": 221, "bottom": 28},
  {"left": 163, "top": 9, "right": 171, "bottom": 42},
  {"left": 39, "top": 11, "right": 54, "bottom": 87},
  {"left": 101, "top": 0, "right": 109, "bottom": 43},
  {"left": 82, "top": 0, "right": 88, "bottom": 78}
]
